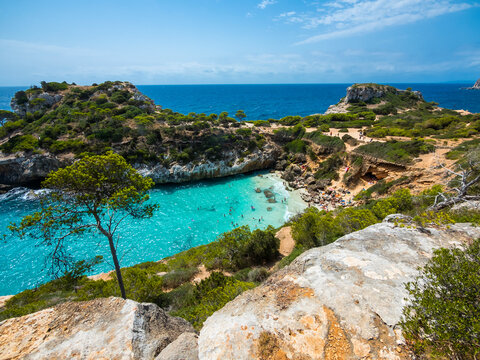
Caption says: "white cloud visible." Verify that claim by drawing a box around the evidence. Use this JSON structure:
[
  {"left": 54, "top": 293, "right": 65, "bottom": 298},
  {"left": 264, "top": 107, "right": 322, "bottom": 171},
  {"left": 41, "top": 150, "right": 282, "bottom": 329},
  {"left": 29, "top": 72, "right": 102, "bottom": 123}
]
[
  {"left": 276, "top": 0, "right": 478, "bottom": 44},
  {"left": 258, "top": 0, "right": 277, "bottom": 9}
]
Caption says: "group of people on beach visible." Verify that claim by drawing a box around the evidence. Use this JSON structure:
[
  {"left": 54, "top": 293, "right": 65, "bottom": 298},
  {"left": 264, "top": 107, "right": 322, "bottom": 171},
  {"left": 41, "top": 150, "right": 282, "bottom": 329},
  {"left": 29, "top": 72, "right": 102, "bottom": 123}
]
[{"left": 305, "top": 187, "right": 353, "bottom": 211}]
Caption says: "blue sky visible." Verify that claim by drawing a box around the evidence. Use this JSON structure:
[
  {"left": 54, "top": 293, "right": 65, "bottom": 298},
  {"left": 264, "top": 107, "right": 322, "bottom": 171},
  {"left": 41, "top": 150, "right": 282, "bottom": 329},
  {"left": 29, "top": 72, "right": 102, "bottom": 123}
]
[{"left": 0, "top": 0, "right": 479, "bottom": 85}]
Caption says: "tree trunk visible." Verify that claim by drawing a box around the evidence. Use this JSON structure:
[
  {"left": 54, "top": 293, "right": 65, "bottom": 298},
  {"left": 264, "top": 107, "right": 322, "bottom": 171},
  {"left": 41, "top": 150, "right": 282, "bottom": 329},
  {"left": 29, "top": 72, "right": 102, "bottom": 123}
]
[{"left": 107, "top": 234, "right": 127, "bottom": 299}]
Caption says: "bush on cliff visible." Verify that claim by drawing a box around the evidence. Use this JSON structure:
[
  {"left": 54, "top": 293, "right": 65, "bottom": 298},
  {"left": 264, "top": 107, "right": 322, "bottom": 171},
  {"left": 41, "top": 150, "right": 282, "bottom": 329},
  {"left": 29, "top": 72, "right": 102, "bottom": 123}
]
[
  {"left": 205, "top": 226, "right": 279, "bottom": 271},
  {"left": 401, "top": 238, "right": 480, "bottom": 359},
  {"left": 355, "top": 140, "right": 434, "bottom": 164},
  {"left": 170, "top": 272, "right": 255, "bottom": 330}
]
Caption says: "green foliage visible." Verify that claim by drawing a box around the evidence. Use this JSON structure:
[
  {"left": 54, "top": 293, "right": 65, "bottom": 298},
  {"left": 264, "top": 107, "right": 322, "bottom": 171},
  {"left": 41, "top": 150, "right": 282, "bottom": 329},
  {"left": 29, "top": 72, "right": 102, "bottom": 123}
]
[
  {"left": 235, "top": 110, "right": 246, "bottom": 121},
  {"left": 276, "top": 246, "right": 305, "bottom": 269},
  {"left": 354, "top": 176, "right": 410, "bottom": 200},
  {"left": 371, "top": 189, "right": 413, "bottom": 219},
  {"left": 355, "top": 140, "right": 434, "bottom": 164},
  {"left": 291, "top": 208, "right": 341, "bottom": 249},
  {"left": 401, "top": 239, "right": 480, "bottom": 358},
  {"left": 304, "top": 131, "right": 345, "bottom": 153},
  {"left": 61, "top": 256, "right": 103, "bottom": 289},
  {"left": 314, "top": 154, "right": 343, "bottom": 181},
  {"left": 205, "top": 226, "right": 279, "bottom": 271},
  {"left": 40, "top": 81, "right": 69, "bottom": 92},
  {"left": 335, "top": 208, "right": 378, "bottom": 233},
  {"left": 285, "top": 139, "right": 307, "bottom": 153},
  {"left": 171, "top": 272, "right": 255, "bottom": 330},
  {"left": 14, "top": 90, "right": 28, "bottom": 105},
  {"left": 0, "top": 134, "right": 39, "bottom": 153},
  {"left": 273, "top": 124, "right": 305, "bottom": 143},
  {"left": 162, "top": 268, "right": 198, "bottom": 289},
  {"left": 9, "top": 152, "right": 157, "bottom": 299},
  {"left": 292, "top": 206, "right": 379, "bottom": 249}
]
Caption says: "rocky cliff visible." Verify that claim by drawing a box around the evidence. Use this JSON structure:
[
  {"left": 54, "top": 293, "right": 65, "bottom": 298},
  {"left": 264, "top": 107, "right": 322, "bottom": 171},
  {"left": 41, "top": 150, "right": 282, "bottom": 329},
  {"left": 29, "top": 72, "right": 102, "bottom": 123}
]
[
  {"left": 325, "top": 84, "right": 423, "bottom": 114},
  {"left": 136, "top": 144, "right": 280, "bottom": 183},
  {"left": 0, "top": 152, "right": 62, "bottom": 185},
  {"left": 0, "top": 143, "right": 279, "bottom": 185},
  {"left": 0, "top": 297, "right": 197, "bottom": 360},
  {"left": 198, "top": 221, "right": 480, "bottom": 359}
]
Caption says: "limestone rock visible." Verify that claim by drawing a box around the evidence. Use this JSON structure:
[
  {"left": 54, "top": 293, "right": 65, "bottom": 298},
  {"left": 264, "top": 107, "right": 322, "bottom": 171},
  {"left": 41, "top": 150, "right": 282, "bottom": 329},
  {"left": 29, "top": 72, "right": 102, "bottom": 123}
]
[
  {"left": 451, "top": 200, "right": 480, "bottom": 211},
  {"left": 0, "top": 297, "right": 194, "bottom": 360},
  {"left": 135, "top": 145, "right": 280, "bottom": 184},
  {"left": 198, "top": 222, "right": 480, "bottom": 360},
  {"left": 11, "top": 92, "right": 63, "bottom": 117},
  {"left": 156, "top": 332, "right": 199, "bottom": 360},
  {"left": 0, "top": 152, "right": 62, "bottom": 185},
  {"left": 383, "top": 213, "right": 413, "bottom": 223},
  {"left": 325, "top": 84, "right": 423, "bottom": 114}
]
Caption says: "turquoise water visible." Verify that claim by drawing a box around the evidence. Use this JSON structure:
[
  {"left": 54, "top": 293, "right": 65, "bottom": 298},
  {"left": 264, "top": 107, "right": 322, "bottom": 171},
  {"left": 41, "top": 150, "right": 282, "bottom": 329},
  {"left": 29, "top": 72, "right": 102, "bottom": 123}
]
[{"left": 0, "top": 172, "right": 305, "bottom": 295}]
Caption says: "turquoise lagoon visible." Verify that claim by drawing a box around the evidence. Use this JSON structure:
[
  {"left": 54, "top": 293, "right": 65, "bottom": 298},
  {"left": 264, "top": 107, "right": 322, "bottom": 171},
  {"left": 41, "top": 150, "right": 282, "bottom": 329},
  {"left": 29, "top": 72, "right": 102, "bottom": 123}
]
[{"left": 0, "top": 172, "right": 306, "bottom": 296}]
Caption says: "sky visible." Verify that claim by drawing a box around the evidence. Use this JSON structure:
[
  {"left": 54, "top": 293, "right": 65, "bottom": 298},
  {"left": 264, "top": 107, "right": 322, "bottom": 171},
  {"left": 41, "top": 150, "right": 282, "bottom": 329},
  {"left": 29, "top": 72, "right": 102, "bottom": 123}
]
[{"left": 0, "top": 0, "right": 479, "bottom": 85}]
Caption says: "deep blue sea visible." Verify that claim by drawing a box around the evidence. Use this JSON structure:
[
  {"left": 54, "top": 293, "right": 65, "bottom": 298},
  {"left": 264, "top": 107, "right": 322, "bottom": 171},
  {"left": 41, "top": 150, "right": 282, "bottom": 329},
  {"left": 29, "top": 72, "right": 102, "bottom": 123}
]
[
  {"left": 1, "top": 83, "right": 479, "bottom": 117},
  {"left": 0, "top": 83, "right": 479, "bottom": 295}
]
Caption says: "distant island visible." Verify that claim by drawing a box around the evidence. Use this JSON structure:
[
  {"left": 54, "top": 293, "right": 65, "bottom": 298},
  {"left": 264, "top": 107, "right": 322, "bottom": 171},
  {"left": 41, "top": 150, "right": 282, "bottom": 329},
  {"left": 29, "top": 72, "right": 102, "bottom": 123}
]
[{"left": 469, "top": 78, "right": 480, "bottom": 89}]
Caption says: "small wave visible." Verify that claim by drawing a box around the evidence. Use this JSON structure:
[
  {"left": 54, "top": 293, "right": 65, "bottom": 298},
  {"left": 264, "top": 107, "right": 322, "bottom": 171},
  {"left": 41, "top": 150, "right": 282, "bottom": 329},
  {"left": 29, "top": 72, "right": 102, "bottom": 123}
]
[{"left": 0, "top": 187, "right": 51, "bottom": 202}]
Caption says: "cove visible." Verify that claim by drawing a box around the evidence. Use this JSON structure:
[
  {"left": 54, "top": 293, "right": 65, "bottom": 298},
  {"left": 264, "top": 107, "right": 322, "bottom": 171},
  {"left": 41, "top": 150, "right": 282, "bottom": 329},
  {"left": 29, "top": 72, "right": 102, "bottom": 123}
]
[{"left": 0, "top": 171, "right": 306, "bottom": 296}]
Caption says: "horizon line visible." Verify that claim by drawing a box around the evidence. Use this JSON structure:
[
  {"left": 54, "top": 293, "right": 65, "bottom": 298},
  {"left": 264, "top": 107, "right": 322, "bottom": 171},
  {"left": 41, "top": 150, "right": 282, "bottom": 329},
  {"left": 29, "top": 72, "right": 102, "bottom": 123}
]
[{"left": 0, "top": 81, "right": 476, "bottom": 88}]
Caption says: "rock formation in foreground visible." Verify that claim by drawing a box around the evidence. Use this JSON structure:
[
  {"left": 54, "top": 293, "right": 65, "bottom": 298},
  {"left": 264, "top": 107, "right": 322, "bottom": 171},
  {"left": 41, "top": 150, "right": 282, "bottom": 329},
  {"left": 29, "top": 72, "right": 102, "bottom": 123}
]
[
  {"left": 198, "top": 221, "right": 480, "bottom": 359},
  {"left": 0, "top": 297, "right": 197, "bottom": 360}
]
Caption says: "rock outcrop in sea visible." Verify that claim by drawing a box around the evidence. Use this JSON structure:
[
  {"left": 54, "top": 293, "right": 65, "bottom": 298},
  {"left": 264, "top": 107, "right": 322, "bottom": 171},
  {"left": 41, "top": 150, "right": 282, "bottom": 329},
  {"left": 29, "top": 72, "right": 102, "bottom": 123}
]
[
  {"left": 198, "top": 221, "right": 480, "bottom": 359},
  {"left": 0, "top": 297, "right": 197, "bottom": 360},
  {"left": 325, "top": 84, "right": 423, "bottom": 114},
  {"left": 469, "top": 78, "right": 480, "bottom": 90}
]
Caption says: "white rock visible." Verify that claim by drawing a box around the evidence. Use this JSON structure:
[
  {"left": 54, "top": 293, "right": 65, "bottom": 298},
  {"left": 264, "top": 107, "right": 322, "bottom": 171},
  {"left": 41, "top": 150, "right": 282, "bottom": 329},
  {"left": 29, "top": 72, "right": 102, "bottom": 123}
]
[{"left": 198, "top": 222, "right": 480, "bottom": 360}]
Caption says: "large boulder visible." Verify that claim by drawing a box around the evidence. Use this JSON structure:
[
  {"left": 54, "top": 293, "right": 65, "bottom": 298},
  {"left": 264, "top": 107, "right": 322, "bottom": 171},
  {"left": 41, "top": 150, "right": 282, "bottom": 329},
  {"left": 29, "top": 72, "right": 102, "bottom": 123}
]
[
  {"left": 198, "top": 222, "right": 480, "bottom": 359},
  {"left": 0, "top": 297, "right": 196, "bottom": 360}
]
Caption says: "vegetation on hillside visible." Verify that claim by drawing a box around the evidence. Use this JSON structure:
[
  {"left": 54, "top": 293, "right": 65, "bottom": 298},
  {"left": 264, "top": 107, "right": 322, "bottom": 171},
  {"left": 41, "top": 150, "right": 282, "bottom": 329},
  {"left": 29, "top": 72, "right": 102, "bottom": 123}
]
[
  {"left": 401, "top": 239, "right": 480, "bottom": 359},
  {"left": 0, "top": 81, "right": 268, "bottom": 166}
]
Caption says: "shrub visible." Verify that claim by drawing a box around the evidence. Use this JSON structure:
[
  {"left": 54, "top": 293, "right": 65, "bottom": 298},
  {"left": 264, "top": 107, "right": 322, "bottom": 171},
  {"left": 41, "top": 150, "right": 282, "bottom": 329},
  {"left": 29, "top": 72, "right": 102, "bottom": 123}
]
[
  {"left": 162, "top": 268, "right": 198, "bottom": 289},
  {"left": 40, "top": 81, "right": 69, "bottom": 92},
  {"left": 285, "top": 139, "right": 307, "bottom": 153},
  {"left": 247, "top": 267, "right": 269, "bottom": 283},
  {"left": 355, "top": 140, "right": 434, "bottom": 164},
  {"left": 14, "top": 90, "right": 28, "bottom": 105},
  {"left": 292, "top": 208, "right": 341, "bottom": 249},
  {"left": 205, "top": 226, "right": 279, "bottom": 271},
  {"left": 172, "top": 272, "right": 255, "bottom": 330},
  {"left": 335, "top": 208, "right": 377, "bottom": 233},
  {"left": 304, "top": 131, "right": 345, "bottom": 153},
  {"left": 314, "top": 154, "right": 343, "bottom": 181},
  {"left": 401, "top": 239, "right": 480, "bottom": 358},
  {"left": 0, "top": 135, "right": 39, "bottom": 153},
  {"left": 110, "top": 90, "right": 131, "bottom": 104}
]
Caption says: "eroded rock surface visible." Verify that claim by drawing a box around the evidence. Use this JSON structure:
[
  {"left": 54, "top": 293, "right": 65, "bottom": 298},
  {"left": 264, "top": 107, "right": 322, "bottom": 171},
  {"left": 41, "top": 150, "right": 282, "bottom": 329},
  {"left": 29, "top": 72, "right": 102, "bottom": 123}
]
[
  {"left": 198, "top": 222, "right": 480, "bottom": 360},
  {"left": 0, "top": 152, "right": 62, "bottom": 185},
  {"left": 0, "top": 297, "right": 195, "bottom": 360}
]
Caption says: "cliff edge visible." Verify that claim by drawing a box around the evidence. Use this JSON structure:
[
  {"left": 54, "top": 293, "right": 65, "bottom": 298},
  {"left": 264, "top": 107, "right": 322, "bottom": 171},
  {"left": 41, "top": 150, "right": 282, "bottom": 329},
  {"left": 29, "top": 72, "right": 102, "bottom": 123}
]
[
  {"left": 0, "top": 297, "right": 197, "bottom": 360},
  {"left": 198, "top": 221, "right": 480, "bottom": 359}
]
